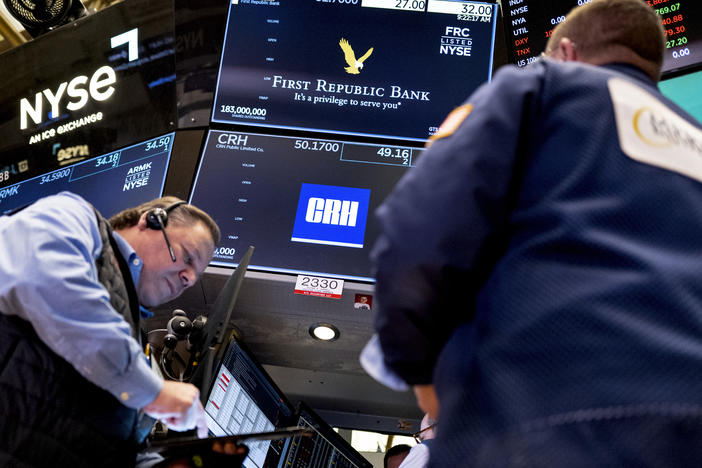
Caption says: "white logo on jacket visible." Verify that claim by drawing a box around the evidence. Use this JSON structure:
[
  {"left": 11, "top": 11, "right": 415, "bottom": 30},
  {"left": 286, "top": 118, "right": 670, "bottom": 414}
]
[{"left": 609, "top": 77, "right": 702, "bottom": 183}]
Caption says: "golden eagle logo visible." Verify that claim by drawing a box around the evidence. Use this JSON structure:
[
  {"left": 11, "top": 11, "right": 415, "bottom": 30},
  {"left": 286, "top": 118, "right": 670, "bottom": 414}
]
[{"left": 339, "top": 38, "right": 373, "bottom": 74}]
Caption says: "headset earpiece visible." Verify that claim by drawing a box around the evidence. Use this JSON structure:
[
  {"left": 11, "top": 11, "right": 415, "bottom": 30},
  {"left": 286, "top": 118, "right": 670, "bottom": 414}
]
[
  {"left": 144, "top": 200, "right": 187, "bottom": 262},
  {"left": 146, "top": 207, "right": 168, "bottom": 230},
  {"left": 145, "top": 200, "right": 187, "bottom": 231}
]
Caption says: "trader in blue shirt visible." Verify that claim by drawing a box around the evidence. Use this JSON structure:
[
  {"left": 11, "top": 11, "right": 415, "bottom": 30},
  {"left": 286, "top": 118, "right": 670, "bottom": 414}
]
[
  {"left": 367, "top": 0, "right": 702, "bottom": 466},
  {"left": 0, "top": 191, "right": 220, "bottom": 467}
]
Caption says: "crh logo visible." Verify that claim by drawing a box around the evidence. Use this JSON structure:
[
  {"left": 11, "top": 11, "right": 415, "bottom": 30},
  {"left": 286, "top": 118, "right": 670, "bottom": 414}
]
[
  {"left": 305, "top": 198, "right": 358, "bottom": 226},
  {"left": 292, "top": 184, "right": 370, "bottom": 248}
]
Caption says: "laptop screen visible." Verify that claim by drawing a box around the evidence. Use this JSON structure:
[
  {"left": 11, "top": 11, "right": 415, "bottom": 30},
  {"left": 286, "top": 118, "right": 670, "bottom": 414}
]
[
  {"left": 204, "top": 338, "right": 293, "bottom": 468},
  {"left": 277, "top": 402, "right": 371, "bottom": 468}
]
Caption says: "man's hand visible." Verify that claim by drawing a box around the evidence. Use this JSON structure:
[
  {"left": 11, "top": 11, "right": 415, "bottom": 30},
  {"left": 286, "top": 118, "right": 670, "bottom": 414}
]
[
  {"left": 414, "top": 384, "right": 439, "bottom": 420},
  {"left": 143, "top": 381, "right": 208, "bottom": 438}
]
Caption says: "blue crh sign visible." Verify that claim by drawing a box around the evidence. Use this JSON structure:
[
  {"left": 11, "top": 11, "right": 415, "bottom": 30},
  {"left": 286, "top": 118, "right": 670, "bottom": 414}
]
[{"left": 291, "top": 183, "right": 370, "bottom": 248}]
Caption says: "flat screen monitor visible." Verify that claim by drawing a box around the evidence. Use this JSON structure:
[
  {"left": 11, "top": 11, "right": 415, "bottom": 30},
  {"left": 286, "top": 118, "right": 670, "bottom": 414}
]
[
  {"left": 204, "top": 337, "right": 294, "bottom": 468},
  {"left": 0, "top": 0, "right": 176, "bottom": 183},
  {"left": 189, "top": 130, "right": 420, "bottom": 281},
  {"left": 211, "top": 0, "right": 498, "bottom": 142},
  {"left": 502, "top": 0, "right": 702, "bottom": 75},
  {"left": 660, "top": 68, "right": 702, "bottom": 122},
  {"left": 0, "top": 133, "right": 174, "bottom": 217},
  {"left": 276, "top": 401, "right": 371, "bottom": 468}
]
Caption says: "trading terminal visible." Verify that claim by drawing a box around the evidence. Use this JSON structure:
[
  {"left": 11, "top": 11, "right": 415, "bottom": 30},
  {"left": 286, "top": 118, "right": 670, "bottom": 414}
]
[{"left": 1, "top": 0, "right": 701, "bottom": 466}]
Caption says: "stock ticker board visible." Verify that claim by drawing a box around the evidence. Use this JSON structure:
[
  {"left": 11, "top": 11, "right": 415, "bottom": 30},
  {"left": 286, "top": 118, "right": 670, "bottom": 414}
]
[{"left": 503, "top": 0, "right": 702, "bottom": 75}]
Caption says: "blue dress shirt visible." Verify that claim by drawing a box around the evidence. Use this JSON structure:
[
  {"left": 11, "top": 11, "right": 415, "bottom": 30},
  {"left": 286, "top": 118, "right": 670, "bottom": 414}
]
[{"left": 0, "top": 192, "right": 162, "bottom": 408}]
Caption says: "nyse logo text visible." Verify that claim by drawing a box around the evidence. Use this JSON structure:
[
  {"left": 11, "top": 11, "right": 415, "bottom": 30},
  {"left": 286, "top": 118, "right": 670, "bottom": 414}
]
[
  {"left": 19, "top": 28, "right": 139, "bottom": 131},
  {"left": 20, "top": 66, "right": 116, "bottom": 130}
]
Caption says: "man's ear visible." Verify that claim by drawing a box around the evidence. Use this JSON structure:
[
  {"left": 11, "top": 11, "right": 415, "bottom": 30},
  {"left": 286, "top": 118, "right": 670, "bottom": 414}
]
[
  {"left": 136, "top": 211, "right": 149, "bottom": 231},
  {"left": 556, "top": 37, "right": 579, "bottom": 62}
]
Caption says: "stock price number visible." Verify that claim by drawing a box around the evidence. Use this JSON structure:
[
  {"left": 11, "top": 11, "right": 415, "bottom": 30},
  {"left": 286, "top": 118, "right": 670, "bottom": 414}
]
[
  {"left": 317, "top": 0, "right": 358, "bottom": 3},
  {"left": 294, "top": 140, "right": 340, "bottom": 152},
  {"left": 40, "top": 168, "right": 71, "bottom": 185},
  {"left": 671, "top": 46, "right": 690, "bottom": 59},
  {"left": 96, "top": 153, "right": 120, "bottom": 168},
  {"left": 377, "top": 147, "right": 410, "bottom": 164},
  {"left": 0, "top": 170, "right": 9, "bottom": 184},
  {"left": 667, "top": 36, "right": 688, "bottom": 48},
  {"left": 655, "top": 2, "right": 680, "bottom": 15},
  {"left": 395, "top": 0, "right": 425, "bottom": 11},
  {"left": 661, "top": 14, "right": 684, "bottom": 25},
  {"left": 665, "top": 25, "right": 685, "bottom": 37},
  {"left": 461, "top": 3, "right": 491, "bottom": 16},
  {"left": 146, "top": 136, "right": 171, "bottom": 151},
  {"left": 220, "top": 105, "right": 267, "bottom": 117}
]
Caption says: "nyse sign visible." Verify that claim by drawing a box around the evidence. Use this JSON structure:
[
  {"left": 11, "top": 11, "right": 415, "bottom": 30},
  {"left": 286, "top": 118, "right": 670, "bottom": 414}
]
[
  {"left": 20, "top": 65, "right": 117, "bottom": 130},
  {"left": 0, "top": 0, "right": 176, "bottom": 189},
  {"left": 21, "top": 28, "right": 139, "bottom": 133}
]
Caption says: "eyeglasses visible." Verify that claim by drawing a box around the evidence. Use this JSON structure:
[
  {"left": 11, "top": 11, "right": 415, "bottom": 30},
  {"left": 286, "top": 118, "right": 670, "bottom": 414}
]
[{"left": 412, "top": 423, "right": 436, "bottom": 443}]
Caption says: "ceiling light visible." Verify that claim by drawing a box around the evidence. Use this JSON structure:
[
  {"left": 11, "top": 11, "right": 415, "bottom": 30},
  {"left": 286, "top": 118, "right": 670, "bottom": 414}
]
[{"left": 309, "top": 323, "right": 339, "bottom": 341}]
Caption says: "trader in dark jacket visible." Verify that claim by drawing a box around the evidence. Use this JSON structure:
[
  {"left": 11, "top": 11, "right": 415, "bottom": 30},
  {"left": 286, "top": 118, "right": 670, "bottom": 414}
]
[{"left": 368, "top": 0, "right": 702, "bottom": 466}]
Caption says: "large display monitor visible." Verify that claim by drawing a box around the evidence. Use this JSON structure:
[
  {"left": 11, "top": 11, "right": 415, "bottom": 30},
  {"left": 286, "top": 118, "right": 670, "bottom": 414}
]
[
  {"left": 502, "top": 0, "right": 702, "bottom": 75},
  {"left": 211, "top": 0, "right": 498, "bottom": 142},
  {"left": 0, "top": 0, "right": 177, "bottom": 184},
  {"left": 204, "top": 337, "right": 294, "bottom": 468},
  {"left": 189, "top": 130, "right": 420, "bottom": 281},
  {"left": 0, "top": 133, "right": 174, "bottom": 217}
]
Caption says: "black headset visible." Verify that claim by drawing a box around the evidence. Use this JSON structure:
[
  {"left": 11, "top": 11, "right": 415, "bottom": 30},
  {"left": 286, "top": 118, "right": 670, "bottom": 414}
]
[{"left": 145, "top": 200, "right": 187, "bottom": 262}]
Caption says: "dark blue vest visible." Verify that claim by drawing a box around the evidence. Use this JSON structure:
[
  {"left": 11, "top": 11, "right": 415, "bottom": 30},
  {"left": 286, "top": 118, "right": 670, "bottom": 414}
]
[{"left": 0, "top": 210, "right": 145, "bottom": 467}]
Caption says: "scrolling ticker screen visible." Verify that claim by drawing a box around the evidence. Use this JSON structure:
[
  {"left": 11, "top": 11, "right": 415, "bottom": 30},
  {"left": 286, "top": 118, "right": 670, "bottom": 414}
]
[
  {"left": 0, "top": 133, "right": 174, "bottom": 217},
  {"left": 502, "top": 0, "right": 702, "bottom": 76}
]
